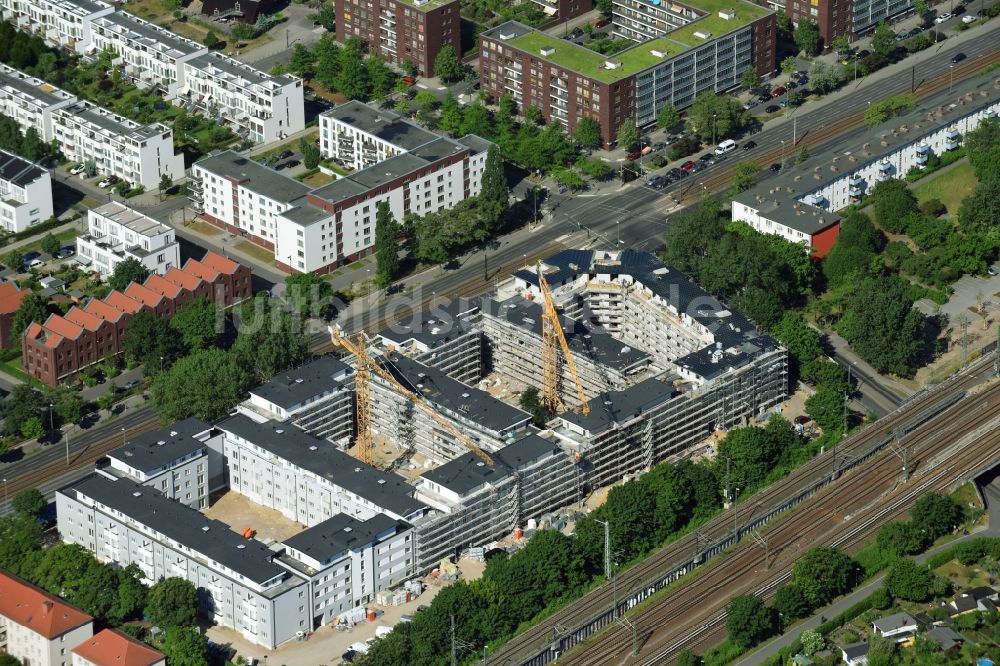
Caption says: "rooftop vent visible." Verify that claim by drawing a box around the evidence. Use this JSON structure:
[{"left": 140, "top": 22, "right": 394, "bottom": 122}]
[
  {"left": 354, "top": 467, "right": 362, "bottom": 472},
  {"left": 202, "top": 526, "right": 210, "bottom": 532},
  {"left": 343, "top": 526, "right": 353, "bottom": 532},
  {"left": 132, "top": 491, "right": 142, "bottom": 497},
  {"left": 295, "top": 378, "right": 304, "bottom": 383},
  {"left": 650, "top": 49, "right": 668, "bottom": 58},
  {"left": 156, "top": 440, "right": 166, "bottom": 446},
  {"left": 603, "top": 59, "right": 621, "bottom": 70},
  {"left": 275, "top": 429, "right": 284, "bottom": 434},
  {"left": 308, "top": 445, "right": 318, "bottom": 451},
  {"left": 476, "top": 461, "right": 486, "bottom": 467},
  {"left": 718, "top": 8, "right": 736, "bottom": 19},
  {"left": 237, "top": 544, "right": 246, "bottom": 549},
  {"left": 540, "top": 46, "right": 555, "bottom": 56},
  {"left": 377, "top": 479, "right": 387, "bottom": 484},
  {"left": 498, "top": 30, "right": 516, "bottom": 40},
  {"left": 169, "top": 431, "right": 178, "bottom": 437},
  {"left": 693, "top": 31, "right": 712, "bottom": 39}
]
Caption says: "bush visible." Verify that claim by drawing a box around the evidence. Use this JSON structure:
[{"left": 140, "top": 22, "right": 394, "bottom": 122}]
[{"left": 920, "top": 198, "right": 947, "bottom": 217}]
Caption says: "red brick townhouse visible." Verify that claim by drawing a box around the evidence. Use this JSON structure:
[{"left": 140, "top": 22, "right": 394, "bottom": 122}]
[{"left": 23, "top": 251, "right": 251, "bottom": 386}]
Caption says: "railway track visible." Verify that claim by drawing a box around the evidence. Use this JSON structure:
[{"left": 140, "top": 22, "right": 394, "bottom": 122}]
[
  {"left": 559, "top": 380, "right": 1000, "bottom": 666},
  {"left": 489, "top": 355, "right": 995, "bottom": 666}
]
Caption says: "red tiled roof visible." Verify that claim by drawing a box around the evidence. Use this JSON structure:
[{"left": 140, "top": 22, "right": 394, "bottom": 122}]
[
  {"left": 0, "top": 570, "right": 92, "bottom": 639},
  {"left": 0, "top": 282, "right": 26, "bottom": 315},
  {"left": 41, "top": 314, "right": 83, "bottom": 341},
  {"left": 124, "top": 283, "right": 164, "bottom": 309},
  {"left": 163, "top": 267, "right": 203, "bottom": 292},
  {"left": 24, "top": 321, "right": 45, "bottom": 339},
  {"left": 200, "top": 251, "right": 239, "bottom": 276},
  {"left": 72, "top": 629, "right": 164, "bottom": 666},
  {"left": 84, "top": 299, "right": 126, "bottom": 323},
  {"left": 104, "top": 291, "right": 144, "bottom": 315},
  {"left": 64, "top": 307, "right": 106, "bottom": 333},
  {"left": 182, "top": 259, "right": 220, "bottom": 283},
  {"left": 143, "top": 274, "right": 182, "bottom": 300}
]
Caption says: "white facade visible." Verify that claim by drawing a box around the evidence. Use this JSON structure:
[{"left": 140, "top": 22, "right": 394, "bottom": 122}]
[
  {"left": 0, "top": 149, "right": 53, "bottom": 233},
  {"left": 0, "top": 64, "right": 76, "bottom": 141},
  {"left": 181, "top": 52, "right": 305, "bottom": 143},
  {"left": 0, "top": 571, "right": 94, "bottom": 666},
  {"left": 52, "top": 101, "right": 184, "bottom": 188},
  {"left": 77, "top": 201, "right": 180, "bottom": 278},
  {"left": 2, "top": 0, "right": 113, "bottom": 50},
  {"left": 87, "top": 13, "right": 206, "bottom": 96},
  {"left": 801, "top": 101, "right": 1000, "bottom": 212},
  {"left": 0, "top": 617, "right": 93, "bottom": 666}
]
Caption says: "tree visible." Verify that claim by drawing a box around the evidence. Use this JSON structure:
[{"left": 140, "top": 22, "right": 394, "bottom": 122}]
[
  {"left": 11, "top": 488, "right": 45, "bottom": 518},
  {"left": 866, "top": 636, "right": 896, "bottom": 666},
  {"left": 577, "top": 157, "right": 613, "bottom": 180},
  {"left": 4, "top": 249, "right": 21, "bottom": 270},
  {"left": 121, "top": 312, "right": 185, "bottom": 372},
  {"left": 775, "top": 9, "right": 793, "bottom": 37},
  {"left": 552, "top": 168, "right": 584, "bottom": 190},
  {"left": 1, "top": 384, "right": 44, "bottom": 436},
  {"left": 805, "top": 386, "right": 844, "bottom": 433},
  {"left": 729, "top": 161, "right": 759, "bottom": 195},
  {"left": 288, "top": 43, "right": 315, "bottom": 78},
  {"left": 791, "top": 547, "right": 859, "bottom": 607},
  {"left": 676, "top": 650, "right": 700, "bottom": 666},
  {"left": 740, "top": 65, "right": 758, "bottom": 90},
  {"left": 438, "top": 93, "right": 463, "bottom": 135},
  {"left": 151, "top": 348, "right": 251, "bottom": 422},
  {"left": 716, "top": 416, "right": 797, "bottom": 493},
  {"left": 687, "top": 92, "right": 749, "bottom": 142},
  {"left": 231, "top": 296, "right": 308, "bottom": 382},
  {"left": 725, "top": 595, "right": 775, "bottom": 648},
  {"left": 461, "top": 101, "right": 493, "bottom": 138},
  {"left": 10, "top": 293, "right": 50, "bottom": 350},
  {"left": 885, "top": 558, "right": 943, "bottom": 602},
  {"left": 831, "top": 34, "right": 851, "bottom": 56},
  {"left": 170, "top": 297, "right": 218, "bottom": 351},
  {"left": 574, "top": 116, "right": 603, "bottom": 149},
  {"left": 518, "top": 386, "right": 548, "bottom": 427},
  {"left": 616, "top": 121, "right": 640, "bottom": 151},
  {"left": 772, "top": 584, "right": 813, "bottom": 622},
  {"left": 0, "top": 655, "right": 22, "bottom": 666},
  {"left": 808, "top": 61, "right": 839, "bottom": 94},
  {"left": 797, "top": 145, "right": 810, "bottom": 164},
  {"left": 21, "top": 416, "right": 44, "bottom": 440},
  {"left": 374, "top": 201, "right": 400, "bottom": 287},
  {"left": 836, "top": 275, "right": 925, "bottom": 377},
  {"left": 110, "top": 564, "right": 147, "bottom": 625},
  {"left": 367, "top": 56, "right": 395, "bottom": 102},
  {"left": 794, "top": 19, "right": 821, "bottom": 56},
  {"left": 300, "top": 139, "right": 321, "bottom": 171},
  {"left": 336, "top": 39, "right": 371, "bottom": 101},
  {"left": 40, "top": 233, "right": 60, "bottom": 256},
  {"left": 433, "top": 44, "right": 463, "bottom": 84},
  {"left": 656, "top": 103, "right": 681, "bottom": 131},
  {"left": 876, "top": 521, "right": 930, "bottom": 556},
  {"left": 146, "top": 577, "right": 198, "bottom": 628},
  {"left": 871, "top": 21, "right": 896, "bottom": 58},
  {"left": 161, "top": 626, "right": 208, "bottom": 666},
  {"left": 958, "top": 180, "right": 1000, "bottom": 233},
  {"left": 781, "top": 56, "right": 797, "bottom": 75},
  {"left": 478, "top": 144, "right": 508, "bottom": 231},
  {"left": 203, "top": 30, "right": 219, "bottom": 49},
  {"left": 910, "top": 492, "right": 962, "bottom": 540},
  {"left": 158, "top": 173, "right": 173, "bottom": 202},
  {"left": 107, "top": 257, "right": 150, "bottom": 292},
  {"left": 913, "top": 0, "right": 930, "bottom": 24}
]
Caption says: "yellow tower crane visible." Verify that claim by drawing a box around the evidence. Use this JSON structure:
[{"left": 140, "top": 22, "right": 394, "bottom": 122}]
[
  {"left": 536, "top": 262, "right": 590, "bottom": 416},
  {"left": 329, "top": 327, "right": 495, "bottom": 467}
]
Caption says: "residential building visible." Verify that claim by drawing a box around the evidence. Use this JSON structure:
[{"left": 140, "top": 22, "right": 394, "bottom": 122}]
[
  {"left": 0, "top": 281, "right": 27, "bottom": 348},
  {"left": 0, "top": 63, "right": 76, "bottom": 142},
  {"left": 841, "top": 642, "right": 869, "bottom": 666},
  {"left": 86, "top": 12, "right": 207, "bottom": 97},
  {"left": 192, "top": 128, "right": 491, "bottom": 273},
  {"left": 56, "top": 474, "right": 312, "bottom": 649},
  {"left": 781, "top": 0, "right": 915, "bottom": 44},
  {"left": 333, "top": 0, "right": 461, "bottom": 76},
  {"left": 238, "top": 356, "right": 357, "bottom": 447},
  {"left": 276, "top": 514, "right": 414, "bottom": 624},
  {"left": 0, "top": 148, "right": 53, "bottom": 233},
  {"left": 180, "top": 51, "right": 305, "bottom": 143},
  {"left": 731, "top": 188, "right": 841, "bottom": 257},
  {"left": 201, "top": 0, "right": 278, "bottom": 24},
  {"left": 22, "top": 251, "right": 250, "bottom": 385},
  {"left": 98, "top": 418, "right": 221, "bottom": 509},
  {"left": 72, "top": 629, "right": 165, "bottom": 666},
  {"left": 948, "top": 586, "right": 999, "bottom": 615},
  {"left": 479, "top": 7, "right": 775, "bottom": 147},
  {"left": 319, "top": 100, "right": 440, "bottom": 170},
  {"left": 527, "top": 0, "right": 592, "bottom": 22},
  {"left": 217, "top": 414, "right": 429, "bottom": 526},
  {"left": 872, "top": 611, "right": 918, "bottom": 642},
  {"left": 51, "top": 101, "right": 183, "bottom": 188},
  {"left": 0, "top": 569, "right": 94, "bottom": 666},
  {"left": 1, "top": 0, "right": 113, "bottom": 51},
  {"left": 76, "top": 202, "right": 180, "bottom": 278}
]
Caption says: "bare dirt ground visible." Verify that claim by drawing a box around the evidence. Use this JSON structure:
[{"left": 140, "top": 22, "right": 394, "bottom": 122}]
[{"left": 202, "top": 492, "right": 305, "bottom": 543}]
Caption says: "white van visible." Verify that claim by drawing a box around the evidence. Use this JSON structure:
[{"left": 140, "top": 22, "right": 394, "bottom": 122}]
[{"left": 715, "top": 139, "right": 738, "bottom": 154}]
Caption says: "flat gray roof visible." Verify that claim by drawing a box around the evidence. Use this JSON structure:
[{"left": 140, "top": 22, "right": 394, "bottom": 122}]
[
  {"left": 187, "top": 51, "right": 298, "bottom": 87},
  {"left": 218, "top": 415, "right": 427, "bottom": 518},
  {"left": 109, "top": 417, "right": 211, "bottom": 473},
  {"left": 0, "top": 64, "right": 75, "bottom": 107},
  {"left": 250, "top": 356, "right": 352, "bottom": 410},
  {"left": 95, "top": 12, "right": 203, "bottom": 57},
  {"left": 0, "top": 149, "right": 45, "bottom": 187},
  {"left": 195, "top": 150, "right": 311, "bottom": 203},
  {"left": 283, "top": 513, "right": 404, "bottom": 563},
  {"left": 321, "top": 101, "right": 438, "bottom": 152},
  {"left": 62, "top": 474, "right": 290, "bottom": 585},
  {"left": 558, "top": 376, "right": 679, "bottom": 432},
  {"left": 733, "top": 188, "right": 841, "bottom": 236},
  {"left": 93, "top": 201, "right": 171, "bottom": 237},
  {"left": 377, "top": 297, "right": 480, "bottom": 351},
  {"left": 421, "top": 433, "right": 559, "bottom": 495}
]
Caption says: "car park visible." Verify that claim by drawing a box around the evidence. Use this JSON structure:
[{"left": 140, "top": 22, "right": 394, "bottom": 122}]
[
  {"left": 951, "top": 52, "right": 966, "bottom": 63},
  {"left": 743, "top": 140, "right": 757, "bottom": 151}
]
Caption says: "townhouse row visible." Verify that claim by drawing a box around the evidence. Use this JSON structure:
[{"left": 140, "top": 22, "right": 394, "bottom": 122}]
[
  {"left": 0, "top": 568, "right": 165, "bottom": 666},
  {"left": 22, "top": 248, "right": 250, "bottom": 385},
  {"left": 0, "top": 0, "right": 304, "bottom": 143},
  {"left": 191, "top": 100, "right": 493, "bottom": 273}
]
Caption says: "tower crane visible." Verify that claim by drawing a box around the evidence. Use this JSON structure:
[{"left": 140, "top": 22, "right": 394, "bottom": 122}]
[
  {"left": 329, "top": 327, "right": 495, "bottom": 466},
  {"left": 536, "top": 262, "right": 590, "bottom": 416}
]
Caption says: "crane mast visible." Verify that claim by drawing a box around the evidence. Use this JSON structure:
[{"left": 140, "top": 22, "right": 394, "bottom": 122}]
[{"left": 536, "top": 262, "right": 591, "bottom": 416}]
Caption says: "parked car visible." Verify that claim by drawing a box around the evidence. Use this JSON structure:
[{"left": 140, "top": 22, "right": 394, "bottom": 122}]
[
  {"left": 122, "top": 379, "right": 141, "bottom": 390},
  {"left": 54, "top": 247, "right": 75, "bottom": 259},
  {"left": 276, "top": 160, "right": 300, "bottom": 170},
  {"left": 571, "top": 27, "right": 584, "bottom": 38},
  {"left": 28, "top": 257, "right": 44, "bottom": 268},
  {"left": 743, "top": 140, "right": 757, "bottom": 151},
  {"left": 277, "top": 150, "right": 294, "bottom": 160},
  {"left": 935, "top": 12, "right": 952, "bottom": 22},
  {"left": 652, "top": 142, "right": 666, "bottom": 150},
  {"left": 626, "top": 150, "right": 642, "bottom": 161},
  {"left": 961, "top": 13, "right": 977, "bottom": 22},
  {"left": 765, "top": 105, "right": 781, "bottom": 113},
  {"left": 402, "top": 76, "right": 415, "bottom": 85},
  {"left": 908, "top": 27, "right": 923, "bottom": 37},
  {"left": 757, "top": 93, "right": 772, "bottom": 103},
  {"left": 647, "top": 175, "right": 667, "bottom": 188},
  {"left": 595, "top": 18, "right": 610, "bottom": 27},
  {"left": 856, "top": 49, "right": 871, "bottom": 59},
  {"left": 69, "top": 164, "right": 86, "bottom": 175},
  {"left": 950, "top": 52, "right": 966, "bottom": 63},
  {"left": 742, "top": 99, "right": 758, "bottom": 110},
  {"left": 771, "top": 85, "right": 786, "bottom": 98},
  {"left": 769, "top": 163, "right": 782, "bottom": 172},
  {"left": 699, "top": 153, "right": 715, "bottom": 163},
  {"left": 786, "top": 80, "right": 798, "bottom": 90},
  {"left": 988, "top": 265, "right": 998, "bottom": 276},
  {"left": 22, "top": 251, "right": 40, "bottom": 264},
  {"left": 98, "top": 175, "right": 119, "bottom": 188},
  {"left": 680, "top": 160, "right": 696, "bottom": 172},
  {"left": 666, "top": 168, "right": 682, "bottom": 180}
]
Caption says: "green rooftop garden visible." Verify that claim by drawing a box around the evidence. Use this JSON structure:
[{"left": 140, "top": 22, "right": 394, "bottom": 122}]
[
  {"left": 396, "top": 0, "right": 454, "bottom": 11},
  {"left": 505, "top": 0, "right": 771, "bottom": 80}
]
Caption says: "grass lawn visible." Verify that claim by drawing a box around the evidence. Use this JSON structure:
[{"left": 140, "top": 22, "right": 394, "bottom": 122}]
[
  {"left": 21, "top": 228, "right": 80, "bottom": 255},
  {"left": 121, "top": 0, "right": 170, "bottom": 22},
  {"left": 347, "top": 261, "right": 367, "bottom": 271},
  {"left": 0, "top": 358, "right": 31, "bottom": 383},
  {"left": 233, "top": 240, "right": 276, "bottom": 264},
  {"left": 187, "top": 220, "right": 223, "bottom": 236},
  {"left": 912, "top": 161, "right": 978, "bottom": 216},
  {"left": 934, "top": 559, "right": 992, "bottom": 588},
  {"left": 299, "top": 171, "right": 334, "bottom": 187},
  {"left": 324, "top": 162, "right": 352, "bottom": 177}
]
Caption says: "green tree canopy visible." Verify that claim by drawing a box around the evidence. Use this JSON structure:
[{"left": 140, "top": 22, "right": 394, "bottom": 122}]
[
  {"left": 151, "top": 348, "right": 252, "bottom": 423},
  {"left": 1, "top": 384, "right": 45, "bottom": 436},
  {"left": 771, "top": 584, "right": 813, "bottom": 622},
  {"left": 740, "top": 66, "right": 759, "bottom": 90},
  {"left": 232, "top": 296, "right": 308, "bottom": 382},
  {"left": 716, "top": 415, "right": 798, "bottom": 494},
  {"left": 725, "top": 595, "right": 776, "bottom": 648},
  {"left": 170, "top": 297, "right": 219, "bottom": 352},
  {"left": 375, "top": 201, "right": 401, "bottom": 287},
  {"left": 161, "top": 626, "right": 208, "bottom": 666},
  {"left": 687, "top": 92, "right": 750, "bottom": 142},
  {"left": 11, "top": 488, "right": 45, "bottom": 518},
  {"left": 910, "top": 492, "right": 962, "bottom": 540},
  {"left": 40, "top": 233, "right": 60, "bottom": 255},
  {"left": 656, "top": 103, "right": 681, "bottom": 130},
  {"left": 285, "top": 273, "right": 335, "bottom": 320},
  {"left": 616, "top": 121, "right": 640, "bottom": 150},
  {"left": 871, "top": 179, "right": 919, "bottom": 233},
  {"left": 107, "top": 257, "right": 150, "bottom": 292},
  {"left": 518, "top": 386, "right": 548, "bottom": 427},
  {"left": 885, "top": 558, "right": 945, "bottom": 601},
  {"left": 791, "top": 547, "right": 859, "bottom": 607},
  {"left": 478, "top": 144, "right": 508, "bottom": 230},
  {"left": 574, "top": 116, "right": 603, "bottom": 149},
  {"left": 804, "top": 385, "right": 844, "bottom": 433},
  {"left": 836, "top": 274, "right": 925, "bottom": 377},
  {"left": 121, "top": 312, "right": 185, "bottom": 372},
  {"left": 10, "top": 293, "right": 50, "bottom": 350},
  {"left": 729, "top": 161, "right": 759, "bottom": 195},
  {"left": 808, "top": 61, "right": 839, "bottom": 95},
  {"left": 876, "top": 521, "right": 930, "bottom": 556},
  {"left": 146, "top": 577, "right": 199, "bottom": 628},
  {"left": 433, "top": 44, "right": 463, "bottom": 83},
  {"left": 794, "top": 19, "right": 821, "bottom": 56},
  {"left": 871, "top": 21, "right": 896, "bottom": 58}
]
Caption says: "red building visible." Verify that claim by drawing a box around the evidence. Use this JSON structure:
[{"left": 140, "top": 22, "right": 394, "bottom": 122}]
[
  {"left": 0, "top": 282, "right": 27, "bottom": 348},
  {"left": 23, "top": 251, "right": 251, "bottom": 386}
]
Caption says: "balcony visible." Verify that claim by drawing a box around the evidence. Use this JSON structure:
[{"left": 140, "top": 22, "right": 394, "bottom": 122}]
[
  {"left": 944, "top": 128, "right": 960, "bottom": 150},
  {"left": 848, "top": 176, "right": 865, "bottom": 197}
]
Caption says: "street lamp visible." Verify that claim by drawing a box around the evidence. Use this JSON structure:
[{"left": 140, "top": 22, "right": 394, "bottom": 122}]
[
  {"left": 483, "top": 645, "right": 488, "bottom": 666},
  {"left": 48, "top": 402, "right": 54, "bottom": 435},
  {"left": 733, "top": 487, "right": 741, "bottom": 539},
  {"left": 949, "top": 64, "right": 954, "bottom": 94},
  {"left": 2, "top": 478, "right": 7, "bottom": 505},
  {"left": 616, "top": 220, "right": 621, "bottom": 246},
  {"left": 712, "top": 113, "right": 718, "bottom": 146}
]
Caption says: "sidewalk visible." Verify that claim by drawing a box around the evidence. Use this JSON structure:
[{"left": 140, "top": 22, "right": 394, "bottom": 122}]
[
  {"left": 737, "top": 524, "right": 999, "bottom": 665},
  {"left": 827, "top": 331, "right": 916, "bottom": 399}
]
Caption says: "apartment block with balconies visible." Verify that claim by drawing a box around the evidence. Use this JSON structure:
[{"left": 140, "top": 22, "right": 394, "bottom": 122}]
[
  {"left": 76, "top": 201, "right": 180, "bottom": 278},
  {"left": 1, "top": 0, "right": 113, "bottom": 50},
  {"left": 0, "top": 63, "right": 77, "bottom": 141},
  {"left": 181, "top": 51, "right": 304, "bottom": 143},
  {"left": 0, "top": 148, "right": 53, "bottom": 233}
]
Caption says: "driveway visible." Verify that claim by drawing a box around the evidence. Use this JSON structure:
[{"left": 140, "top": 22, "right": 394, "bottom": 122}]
[
  {"left": 235, "top": 4, "right": 328, "bottom": 69},
  {"left": 914, "top": 264, "right": 1000, "bottom": 326}
]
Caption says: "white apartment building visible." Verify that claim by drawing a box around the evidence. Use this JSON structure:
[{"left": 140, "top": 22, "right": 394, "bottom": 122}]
[
  {"left": 0, "top": 63, "right": 76, "bottom": 141},
  {"left": 318, "top": 100, "right": 440, "bottom": 170},
  {"left": 277, "top": 514, "right": 415, "bottom": 625},
  {"left": 217, "top": 414, "right": 428, "bottom": 527},
  {"left": 86, "top": 12, "right": 207, "bottom": 97},
  {"left": 0, "top": 570, "right": 94, "bottom": 666},
  {"left": 57, "top": 473, "right": 313, "bottom": 649},
  {"left": 0, "top": 149, "right": 53, "bottom": 232},
  {"left": 2, "top": 0, "right": 113, "bottom": 50},
  {"left": 181, "top": 52, "right": 304, "bottom": 143},
  {"left": 52, "top": 101, "right": 184, "bottom": 188},
  {"left": 731, "top": 190, "right": 842, "bottom": 257},
  {"left": 77, "top": 201, "right": 181, "bottom": 278}
]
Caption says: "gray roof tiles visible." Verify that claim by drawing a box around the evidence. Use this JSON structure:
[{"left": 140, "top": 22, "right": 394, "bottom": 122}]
[{"left": 0, "top": 150, "right": 45, "bottom": 188}]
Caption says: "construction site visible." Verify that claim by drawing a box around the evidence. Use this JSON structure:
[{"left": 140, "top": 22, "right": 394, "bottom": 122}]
[{"left": 310, "top": 248, "right": 790, "bottom": 571}]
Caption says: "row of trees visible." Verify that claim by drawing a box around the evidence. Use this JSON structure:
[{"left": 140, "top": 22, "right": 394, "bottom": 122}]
[{"left": 283, "top": 37, "right": 399, "bottom": 103}]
